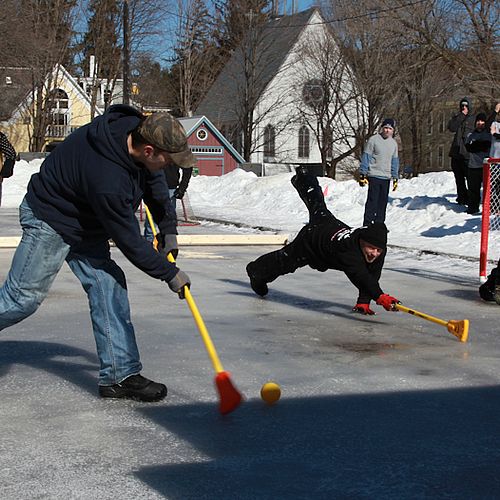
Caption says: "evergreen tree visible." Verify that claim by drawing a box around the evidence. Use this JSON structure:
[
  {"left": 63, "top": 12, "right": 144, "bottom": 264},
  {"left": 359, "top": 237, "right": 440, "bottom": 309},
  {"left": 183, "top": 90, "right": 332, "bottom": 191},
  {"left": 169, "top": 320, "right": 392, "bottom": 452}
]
[{"left": 77, "top": 0, "right": 122, "bottom": 79}]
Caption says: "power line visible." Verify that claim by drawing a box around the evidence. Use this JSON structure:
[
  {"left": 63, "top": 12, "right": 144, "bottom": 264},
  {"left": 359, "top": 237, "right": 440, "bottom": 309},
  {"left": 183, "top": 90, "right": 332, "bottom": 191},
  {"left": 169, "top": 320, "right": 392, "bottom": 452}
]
[
  {"left": 268, "top": 0, "right": 430, "bottom": 28},
  {"left": 158, "top": 1, "right": 429, "bottom": 29}
]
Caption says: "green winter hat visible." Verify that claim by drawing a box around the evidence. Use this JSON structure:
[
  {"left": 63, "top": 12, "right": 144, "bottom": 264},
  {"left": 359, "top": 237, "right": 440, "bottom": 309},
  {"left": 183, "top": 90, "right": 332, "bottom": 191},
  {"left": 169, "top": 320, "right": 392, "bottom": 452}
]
[{"left": 138, "top": 113, "right": 196, "bottom": 168}]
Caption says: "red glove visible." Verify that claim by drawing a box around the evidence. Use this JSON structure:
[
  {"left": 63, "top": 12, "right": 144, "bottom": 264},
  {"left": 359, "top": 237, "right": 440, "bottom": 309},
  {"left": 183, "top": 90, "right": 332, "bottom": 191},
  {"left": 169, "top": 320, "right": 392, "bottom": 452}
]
[
  {"left": 376, "top": 294, "right": 399, "bottom": 311},
  {"left": 352, "top": 303, "right": 375, "bottom": 315}
]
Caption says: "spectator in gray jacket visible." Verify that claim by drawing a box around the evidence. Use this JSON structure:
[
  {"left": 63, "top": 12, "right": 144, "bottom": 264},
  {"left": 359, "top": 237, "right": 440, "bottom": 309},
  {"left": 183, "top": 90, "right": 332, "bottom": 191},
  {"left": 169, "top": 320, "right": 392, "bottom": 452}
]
[
  {"left": 448, "top": 97, "right": 475, "bottom": 206},
  {"left": 358, "top": 118, "right": 399, "bottom": 226}
]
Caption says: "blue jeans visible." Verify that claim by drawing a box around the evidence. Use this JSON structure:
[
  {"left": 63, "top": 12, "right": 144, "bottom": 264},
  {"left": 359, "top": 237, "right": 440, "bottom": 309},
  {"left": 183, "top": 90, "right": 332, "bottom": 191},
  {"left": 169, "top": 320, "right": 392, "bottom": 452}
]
[
  {"left": 363, "top": 177, "right": 390, "bottom": 226},
  {"left": 144, "top": 189, "right": 176, "bottom": 242},
  {"left": 0, "top": 197, "right": 142, "bottom": 385}
]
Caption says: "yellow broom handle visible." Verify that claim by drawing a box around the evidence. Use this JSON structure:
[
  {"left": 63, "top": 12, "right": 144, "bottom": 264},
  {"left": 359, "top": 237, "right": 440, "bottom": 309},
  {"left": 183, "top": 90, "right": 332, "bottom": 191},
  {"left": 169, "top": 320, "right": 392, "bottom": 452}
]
[
  {"left": 395, "top": 303, "right": 448, "bottom": 328},
  {"left": 182, "top": 287, "right": 225, "bottom": 374},
  {"left": 144, "top": 205, "right": 225, "bottom": 374},
  {"left": 144, "top": 205, "right": 158, "bottom": 250}
]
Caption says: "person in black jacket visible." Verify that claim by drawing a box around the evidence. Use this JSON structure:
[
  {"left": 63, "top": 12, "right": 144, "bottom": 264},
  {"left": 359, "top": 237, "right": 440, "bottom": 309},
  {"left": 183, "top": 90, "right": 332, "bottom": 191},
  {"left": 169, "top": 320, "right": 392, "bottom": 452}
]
[
  {"left": 448, "top": 97, "right": 476, "bottom": 206},
  {"left": 166, "top": 165, "right": 193, "bottom": 207},
  {"left": 144, "top": 165, "right": 193, "bottom": 240},
  {"left": 0, "top": 105, "right": 196, "bottom": 402},
  {"left": 464, "top": 112, "right": 492, "bottom": 214},
  {"left": 0, "top": 131, "right": 18, "bottom": 206},
  {"left": 246, "top": 168, "right": 400, "bottom": 315}
]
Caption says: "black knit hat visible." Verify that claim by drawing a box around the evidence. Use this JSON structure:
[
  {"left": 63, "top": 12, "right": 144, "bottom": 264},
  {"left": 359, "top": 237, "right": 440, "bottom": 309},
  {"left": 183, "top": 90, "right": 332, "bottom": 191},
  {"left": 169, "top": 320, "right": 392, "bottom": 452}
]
[
  {"left": 359, "top": 222, "right": 388, "bottom": 249},
  {"left": 381, "top": 118, "right": 396, "bottom": 130},
  {"left": 475, "top": 112, "right": 487, "bottom": 123}
]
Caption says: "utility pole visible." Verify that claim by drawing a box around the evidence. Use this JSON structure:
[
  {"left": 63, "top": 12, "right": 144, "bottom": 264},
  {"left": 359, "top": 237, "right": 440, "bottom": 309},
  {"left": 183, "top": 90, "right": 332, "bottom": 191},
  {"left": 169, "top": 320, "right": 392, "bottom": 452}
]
[{"left": 122, "top": 0, "right": 130, "bottom": 105}]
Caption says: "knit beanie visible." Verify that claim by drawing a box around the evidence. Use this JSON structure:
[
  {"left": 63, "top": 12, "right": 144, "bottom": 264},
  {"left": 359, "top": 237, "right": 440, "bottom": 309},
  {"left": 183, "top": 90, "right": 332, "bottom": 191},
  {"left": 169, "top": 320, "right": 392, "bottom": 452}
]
[
  {"left": 475, "top": 112, "right": 487, "bottom": 123},
  {"left": 359, "top": 222, "right": 388, "bottom": 249},
  {"left": 381, "top": 118, "right": 396, "bottom": 130}
]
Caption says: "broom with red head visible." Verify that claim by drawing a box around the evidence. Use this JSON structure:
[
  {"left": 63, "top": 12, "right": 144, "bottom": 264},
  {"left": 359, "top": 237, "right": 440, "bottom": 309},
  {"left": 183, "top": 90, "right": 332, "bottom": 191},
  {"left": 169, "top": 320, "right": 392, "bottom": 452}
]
[{"left": 145, "top": 206, "right": 242, "bottom": 414}]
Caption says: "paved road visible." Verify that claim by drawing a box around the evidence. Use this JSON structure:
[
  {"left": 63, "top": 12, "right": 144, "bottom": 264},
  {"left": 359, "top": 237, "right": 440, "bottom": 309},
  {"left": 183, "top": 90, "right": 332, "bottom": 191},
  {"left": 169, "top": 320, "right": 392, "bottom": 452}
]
[{"left": 0, "top": 211, "right": 499, "bottom": 499}]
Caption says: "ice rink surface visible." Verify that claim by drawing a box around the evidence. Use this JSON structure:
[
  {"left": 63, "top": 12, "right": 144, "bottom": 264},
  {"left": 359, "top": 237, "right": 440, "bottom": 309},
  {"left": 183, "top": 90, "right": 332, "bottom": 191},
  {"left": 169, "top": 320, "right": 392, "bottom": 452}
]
[{"left": 0, "top": 214, "right": 499, "bottom": 499}]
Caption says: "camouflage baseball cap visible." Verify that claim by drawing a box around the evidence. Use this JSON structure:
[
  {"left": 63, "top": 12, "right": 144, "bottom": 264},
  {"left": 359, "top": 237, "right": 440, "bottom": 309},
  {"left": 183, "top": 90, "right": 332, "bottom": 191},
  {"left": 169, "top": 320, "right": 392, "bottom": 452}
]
[{"left": 138, "top": 112, "right": 196, "bottom": 168}]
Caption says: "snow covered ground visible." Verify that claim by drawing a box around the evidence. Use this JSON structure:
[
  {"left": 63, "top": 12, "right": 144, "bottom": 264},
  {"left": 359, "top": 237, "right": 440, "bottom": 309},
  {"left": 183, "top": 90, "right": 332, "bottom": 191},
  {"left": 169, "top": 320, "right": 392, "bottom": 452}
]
[{"left": 5, "top": 159, "right": 498, "bottom": 263}]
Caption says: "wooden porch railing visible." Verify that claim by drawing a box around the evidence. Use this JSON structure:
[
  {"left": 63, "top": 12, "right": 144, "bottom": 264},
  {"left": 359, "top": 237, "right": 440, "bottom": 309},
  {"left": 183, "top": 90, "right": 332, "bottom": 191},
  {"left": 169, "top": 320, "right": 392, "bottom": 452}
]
[{"left": 45, "top": 124, "right": 78, "bottom": 138}]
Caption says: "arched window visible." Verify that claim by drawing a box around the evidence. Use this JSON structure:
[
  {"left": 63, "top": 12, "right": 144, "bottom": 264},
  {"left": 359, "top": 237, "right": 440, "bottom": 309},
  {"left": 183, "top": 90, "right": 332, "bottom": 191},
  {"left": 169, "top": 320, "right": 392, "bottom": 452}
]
[
  {"left": 298, "top": 126, "right": 310, "bottom": 158},
  {"left": 48, "top": 88, "right": 69, "bottom": 112},
  {"left": 264, "top": 124, "right": 275, "bottom": 159},
  {"left": 46, "top": 88, "right": 71, "bottom": 138}
]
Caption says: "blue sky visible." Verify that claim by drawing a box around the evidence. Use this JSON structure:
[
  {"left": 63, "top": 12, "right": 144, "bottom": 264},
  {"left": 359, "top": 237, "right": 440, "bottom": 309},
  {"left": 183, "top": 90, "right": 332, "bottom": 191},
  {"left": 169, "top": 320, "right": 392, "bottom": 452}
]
[{"left": 273, "top": 0, "right": 315, "bottom": 15}]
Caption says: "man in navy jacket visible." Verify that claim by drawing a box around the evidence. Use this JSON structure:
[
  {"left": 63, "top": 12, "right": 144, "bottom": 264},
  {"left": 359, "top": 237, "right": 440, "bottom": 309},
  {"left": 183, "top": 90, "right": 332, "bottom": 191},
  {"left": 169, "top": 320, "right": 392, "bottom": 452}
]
[
  {"left": 0, "top": 105, "right": 195, "bottom": 402},
  {"left": 246, "top": 168, "right": 399, "bottom": 315}
]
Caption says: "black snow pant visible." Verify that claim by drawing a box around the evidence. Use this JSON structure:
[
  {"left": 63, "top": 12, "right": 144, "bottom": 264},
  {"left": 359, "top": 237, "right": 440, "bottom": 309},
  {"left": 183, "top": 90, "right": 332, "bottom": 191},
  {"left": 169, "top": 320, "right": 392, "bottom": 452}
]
[
  {"left": 466, "top": 167, "right": 483, "bottom": 212},
  {"left": 247, "top": 170, "right": 335, "bottom": 284},
  {"left": 451, "top": 156, "right": 469, "bottom": 205},
  {"left": 363, "top": 177, "right": 390, "bottom": 226}
]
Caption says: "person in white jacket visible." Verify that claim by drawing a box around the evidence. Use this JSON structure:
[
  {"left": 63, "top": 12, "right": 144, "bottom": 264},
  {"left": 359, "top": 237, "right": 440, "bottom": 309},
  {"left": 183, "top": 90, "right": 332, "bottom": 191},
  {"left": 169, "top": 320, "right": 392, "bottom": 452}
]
[{"left": 490, "top": 103, "right": 500, "bottom": 159}]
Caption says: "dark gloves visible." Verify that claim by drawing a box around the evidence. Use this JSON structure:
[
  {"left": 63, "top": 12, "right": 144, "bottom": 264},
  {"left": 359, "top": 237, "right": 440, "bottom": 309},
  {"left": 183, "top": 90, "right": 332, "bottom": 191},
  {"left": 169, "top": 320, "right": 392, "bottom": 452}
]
[
  {"left": 174, "top": 188, "right": 185, "bottom": 199},
  {"left": 155, "top": 233, "right": 179, "bottom": 260},
  {"left": 1, "top": 158, "right": 15, "bottom": 178},
  {"left": 359, "top": 174, "right": 368, "bottom": 187},
  {"left": 352, "top": 303, "right": 375, "bottom": 315},
  {"left": 168, "top": 270, "right": 191, "bottom": 299},
  {"left": 376, "top": 293, "right": 399, "bottom": 311}
]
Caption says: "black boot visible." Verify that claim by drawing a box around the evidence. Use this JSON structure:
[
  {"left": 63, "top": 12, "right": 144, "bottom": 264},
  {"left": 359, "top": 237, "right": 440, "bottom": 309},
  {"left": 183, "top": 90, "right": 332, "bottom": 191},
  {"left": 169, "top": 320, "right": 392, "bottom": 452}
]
[
  {"left": 291, "top": 170, "right": 329, "bottom": 221},
  {"left": 481, "top": 266, "right": 500, "bottom": 304},
  {"left": 99, "top": 374, "right": 167, "bottom": 402},
  {"left": 494, "top": 285, "right": 500, "bottom": 305},
  {"left": 495, "top": 274, "right": 500, "bottom": 305},
  {"left": 479, "top": 282, "right": 495, "bottom": 302},
  {"left": 246, "top": 261, "right": 269, "bottom": 297}
]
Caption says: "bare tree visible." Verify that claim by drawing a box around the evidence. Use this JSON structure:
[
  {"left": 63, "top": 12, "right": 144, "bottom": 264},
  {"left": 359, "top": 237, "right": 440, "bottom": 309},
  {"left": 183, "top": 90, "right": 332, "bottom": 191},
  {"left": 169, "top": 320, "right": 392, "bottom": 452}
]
[
  {"left": 76, "top": 0, "right": 122, "bottom": 116},
  {"left": 329, "top": 1, "right": 406, "bottom": 139},
  {"left": 388, "top": 0, "right": 499, "bottom": 103},
  {"left": 364, "top": 0, "right": 493, "bottom": 174},
  {"left": 18, "top": 0, "right": 78, "bottom": 151},
  {"left": 171, "top": 0, "right": 220, "bottom": 116},
  {"left": 322, "top": 0, "right": 464, "bottom": 175},
  {"left": 75, "top": 0, "right": 167, "bottom": 113},
  {"left": 231, "top": 11, "right": 296, "bottom": 161},
  {"left": 293, "top": 30, "right": 368, "bottom": 178}
]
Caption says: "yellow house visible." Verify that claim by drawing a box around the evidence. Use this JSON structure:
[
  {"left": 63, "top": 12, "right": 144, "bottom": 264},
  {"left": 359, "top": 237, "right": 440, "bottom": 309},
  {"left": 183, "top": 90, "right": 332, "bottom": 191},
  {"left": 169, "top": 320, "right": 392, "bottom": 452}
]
[{"left": 0, "top": 64, "right": 99, "bottom": 153}]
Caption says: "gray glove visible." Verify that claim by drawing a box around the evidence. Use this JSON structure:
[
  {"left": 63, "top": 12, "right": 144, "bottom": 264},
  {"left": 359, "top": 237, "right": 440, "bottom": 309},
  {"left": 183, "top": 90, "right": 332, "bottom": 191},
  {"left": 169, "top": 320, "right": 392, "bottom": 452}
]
[
  {"left": 168, "top": 270, "right": 190, "bottom": 299},
  {"left": 157, "top": 233, "right": 178, "bottom": 259}
]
